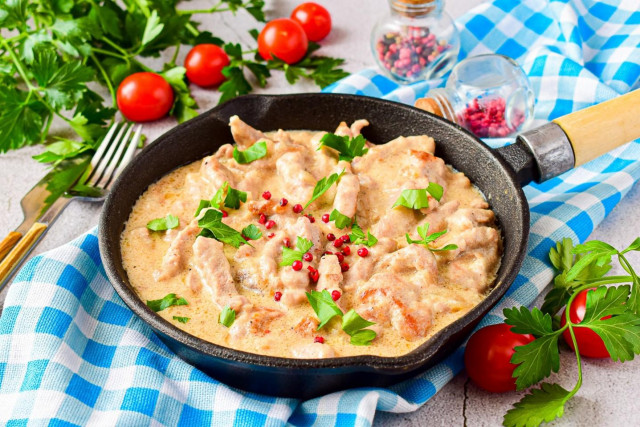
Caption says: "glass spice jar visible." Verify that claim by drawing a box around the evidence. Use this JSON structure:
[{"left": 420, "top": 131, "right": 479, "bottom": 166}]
[
  {"left": 417, "top": 54, "right": 535, "bottom": 138},
  {"left": 371, "top": 0, "right": 460, "bottom": 83}
]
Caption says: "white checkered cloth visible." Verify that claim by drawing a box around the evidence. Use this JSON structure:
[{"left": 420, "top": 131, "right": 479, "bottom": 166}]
[{"left": 1, "top": 0, "right": 639, "bottom": 425}]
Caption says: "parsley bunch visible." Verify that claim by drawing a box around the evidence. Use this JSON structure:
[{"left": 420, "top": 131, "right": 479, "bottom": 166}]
[
  {"left": 501, "top": 237, "right": 640, "bottom": 426},
  {"left": 0, "top": 0, "right": 348, "bottom": 196}
]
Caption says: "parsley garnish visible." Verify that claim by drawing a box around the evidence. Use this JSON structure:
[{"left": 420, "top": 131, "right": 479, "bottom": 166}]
[
  {"left": 219, "top": 306, "right": 236, "bottom": 327},
  {"left": 318, "top": 133, "right": 368, "bottom": 162},
  {"left": 498, "top": 237, "right": 640, "bottom": 426},
  {"left": 305, "top": 290, "right": 377, "bottom": 346},
  {"left": 146, "top": 214, "right": 180, "bottom": 231},
  {"left": 280, "top": 237, "right": 313, "bottom": 266},
  {"left": 146, "top": 294, "right": 188, "bottom": 312},
  {"left": 349, "top": 219, "right": 378, "bottom": 247},
  {"left": 195, "top": 182, "right": 246, "bottom": 215},
  {"left": 173, "top": 316, "right": 190, "bottom": 323},
  {"left": 304, "top": 170, "right": 344, "bottom": 209},
  {"left": 406, "top": 223, "right": 457, "bottom": 252},
  {"left": 224, "top": 185, "right": 247, "bottom": 209},
  {"left": 329, "top": 209, "right": 352, "bottom": 229},
  {"left": 233, "top": 141, "right": 267, "bottom": 164},
  {"left": 241, "top": 224, "right": 263, "bottom": 240},
  {"left": 392, "top": 183, "right": 443, "bottom": 210},
  {"left": 198, "top": 209, "right": 249, "bottom": 248}
]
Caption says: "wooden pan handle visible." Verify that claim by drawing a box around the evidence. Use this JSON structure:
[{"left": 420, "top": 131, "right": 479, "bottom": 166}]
[
  {"left": 0, "top": 223, "right": 47, "bottom": 287},
  {"left": 0, "top": 232, "right": 22, "bottom": 261},
  {"left": 553, "top": 89, "right": 640, "bottom": 167}
]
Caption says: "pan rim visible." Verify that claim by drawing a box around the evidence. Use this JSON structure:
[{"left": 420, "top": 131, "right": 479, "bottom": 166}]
[{"left": 99, "top": 93, "right": 530, "bottom": 373}]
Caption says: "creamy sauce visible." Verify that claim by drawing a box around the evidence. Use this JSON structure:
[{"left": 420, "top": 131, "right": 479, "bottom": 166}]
[{"left": 121, "top": 117, "right": 502, "bottom": 358}]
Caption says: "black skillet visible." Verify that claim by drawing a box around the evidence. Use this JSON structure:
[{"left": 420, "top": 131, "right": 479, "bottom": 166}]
[{"left": 99, "top": 92, "right": 640, "bottom": 399}]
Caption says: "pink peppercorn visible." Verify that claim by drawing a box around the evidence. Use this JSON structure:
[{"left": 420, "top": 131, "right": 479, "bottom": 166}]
[
  {"left": 327, "top": 233, "right": 336, "bottom": 241},
  {"left": 314, "top": 336, "right": 325, "bottom": 344},
  {"left": 321, "top": 214, "right": 330, "bottom": 223},
  {"left": 357, "top": 247, "right": 369, "bottom": 257},
  {"left": 221, "top": 210, "right": 228, "bottom": 218},
  {"left": 303, "top": 252, "right": 313, "bottom": 262},
  {"left": 258, "top": 213, "right": 266, "bottom": 224},
  {"left": 331, "top": 290, "right": 341, "bottom": 301},
  {"left": 340, "top": 235, "right": 350, "bottom": 243},
  {"left": 267, "top": 233, "right": 275, "bottom": 238},
  {"left": 306, "top": 214, "right": 315, "bottom": 223},
  {"left": 274, "top": 291, "right": 282, "bottom": 301},
  {"left": 293, "top": 204, "right": 303, "bottom": 213},
  {"left": 340, "top": 262, "right": 349, "bottom": 272},
  {"left": 265, "top": 220, "right": 276, "bottom": 229},
  {"left": 283, "top": 237, "right": 291, "bottom": 248},
  {"left": 333, "top": 239, "right": 343, "bottom": 248},
  {"left": 458, "top": 97, "right": 524, "bottom": 138},
  {"left": 292, "top": 260, "right": 303, "bottom": 271},
  {"left": 262, "top": 191, "right": 271, "bottom": 200},
  {"left": 335, "top": 253, "right": 344, "bottom": 263},
  {"left": 342, "top": 246, "right": 351, "bottom": 256},
  {"left": 280, "top": 198, "right": 288, "bottom": 206}
]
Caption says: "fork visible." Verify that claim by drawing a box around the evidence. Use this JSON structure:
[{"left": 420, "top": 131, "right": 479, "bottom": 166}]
[{"left": 0, "top": 122, "right": 143, "bottom": 290}]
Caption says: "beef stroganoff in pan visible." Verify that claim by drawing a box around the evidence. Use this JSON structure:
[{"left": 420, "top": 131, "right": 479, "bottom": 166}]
[{"left": 121, "top": 116, "right": 502, "bottom": 358}]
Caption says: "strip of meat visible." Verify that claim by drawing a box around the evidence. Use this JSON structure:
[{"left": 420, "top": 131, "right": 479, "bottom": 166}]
[
  {"left": 290, "top": 342, "right": 336, "bottom": 358},
  {"left": 343, "top": 237, "right": 397, "bottom": 288},
  {"left": 192, "top": 236, "right": 248, "bottom": 311},
  {"left": 356, "top": 273, "right": 432, "bottom": 341},
  {"left": 259, "top": 231, "right": 286, "bottom": 289},
  {"left": 414, "top": 201, "right": 460, "bottom": 235},
  {"left": 333, "top": 173, "right": 360, "bottom": 218},
  {"left": 229, "top": 115, "right": 269, "bottom": 147},
  {"left": 350, "top": 119, "right": 369, "bottom": 137},
  {"left": 316, "top": 255, "right": 343, "bottom": 292},
  {"left": 372, "top": 208, "right": 418, "bottom": 239},
  {"left": 155, "top": 220, "right": 201, "bottom": 281},
  {"left": 200, "top": 155, "right": 236, "bottom": 189},
  {"left": 445, "top": 208, "right": 495, "bottom": 232},
  {"left": 293, "top": 316, "right": 320, "bottom": 336},
  {"left": 276, "top": 152, "right": 317, "bottom": 202},
  {"left": 228, "top": 308, "right": 283, "bottom": 339},
  {"left": 280, "top": 268, "right": 310, "bottom": 307}
]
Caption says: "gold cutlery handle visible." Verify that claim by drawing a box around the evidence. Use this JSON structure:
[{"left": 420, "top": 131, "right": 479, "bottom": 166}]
[
  {"left": 0, "top": 232, "right": 23, "bottom": 261},
  {"left": 0, "top": 223, "right": 48, "bottom": 288}
]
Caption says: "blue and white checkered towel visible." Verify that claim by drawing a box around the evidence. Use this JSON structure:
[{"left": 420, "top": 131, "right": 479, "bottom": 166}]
[{"left": 2, "top": 0, "right": 639, "bottom": 425}]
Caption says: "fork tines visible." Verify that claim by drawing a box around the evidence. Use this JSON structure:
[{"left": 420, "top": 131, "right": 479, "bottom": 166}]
[{"left": 82, "top": 122, "right": 143, "bottom": 190}]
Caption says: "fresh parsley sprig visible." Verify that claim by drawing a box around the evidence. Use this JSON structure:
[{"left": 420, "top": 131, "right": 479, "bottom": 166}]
[
  {"left": 392, "top": 183, "right": 443, "bottom": 210},
  {"left": 146, "top": 293, "right": 188, "bottom": 312},
  {"left": 501, "top": 237, "right": 640, "bottom": 427},
  {"left": 146, "top": 214, "right": 180, "bottom": 231},
  {"left": 306, "top": 290, "right": 377, "bottom": 345},
  {"left": 219, "top": 306, "right": 236, "bottom": 328},
  {"left": 349, "top": 219, "right": 378, "bottom": 247},
  {"left": 329, "top": 209, "right": 352, "bottom": 229},
  {"left": 280, "top": 237, "right": 314, "bottom": 266},
  {"left": 318, "top": 133, "right": 368, "bottom": 162},
  {"left": 0, "top": 0, "right": 347, "bottom": 203},
  {"left": 406, "top": 223, "right": 457, "bottom": 252},
  {"left": 195, "top": 182, "right": 247, "bottom": 215},
  {"left": 233, "top": 140, "right": 267, "bottom": 164},
  {"left": 198, "top": 209, "right": 249, "bottom": 248},
  {"left": 304, "top": 170, "right": 345, "bottom": 209}
]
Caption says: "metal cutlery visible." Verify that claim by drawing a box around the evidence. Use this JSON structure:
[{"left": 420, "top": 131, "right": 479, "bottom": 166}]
[{"left": 0, "top": 122, "right": 143, "bottom": 290}]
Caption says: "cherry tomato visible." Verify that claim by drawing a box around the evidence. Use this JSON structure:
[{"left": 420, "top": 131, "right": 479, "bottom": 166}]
[
  {"left": 116, "top": 72, "right": 173, "bottom": 122},
  {"left": 290, "top": 2, "right": 332, "bottom": 42},
  {"left": 184, "top": 44, "right": 230, "bottom": 87},
  {"left": 464, "top": 323, "right": 535, "bottom": 393},
  {"left": 258, "top": 18, "right": 308, "bottom": 64},
  {"left": 561, "top": 288, "right": 611, "bottom": 358}
]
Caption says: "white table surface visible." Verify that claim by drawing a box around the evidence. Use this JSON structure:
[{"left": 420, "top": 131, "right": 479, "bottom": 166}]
[{"left": 2, "top": 1, "right": 639, "bottom": 425}]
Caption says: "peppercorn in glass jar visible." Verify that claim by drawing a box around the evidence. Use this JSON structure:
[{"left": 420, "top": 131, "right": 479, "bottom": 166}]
[
  {"left": 415, "top": 54, "right": 535, "bottom": 138},
  {"left": 371, "top": 0, "right": 460, "bottom": 83}
]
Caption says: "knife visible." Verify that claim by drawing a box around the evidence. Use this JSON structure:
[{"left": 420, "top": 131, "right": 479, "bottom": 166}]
[{"left": 0, "top": 158, "right": 89, "bottom": 285}]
